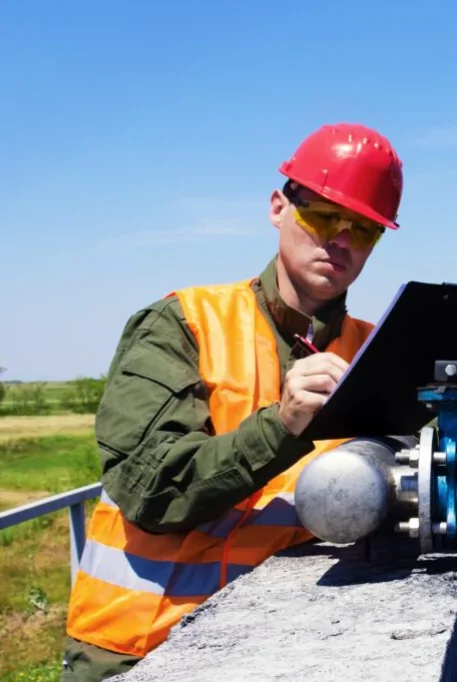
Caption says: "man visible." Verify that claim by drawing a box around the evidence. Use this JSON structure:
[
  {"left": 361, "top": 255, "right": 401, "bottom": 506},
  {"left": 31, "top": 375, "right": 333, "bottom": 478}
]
[{"left": 61, "top": 122, "right": 403, "bottom": 682}]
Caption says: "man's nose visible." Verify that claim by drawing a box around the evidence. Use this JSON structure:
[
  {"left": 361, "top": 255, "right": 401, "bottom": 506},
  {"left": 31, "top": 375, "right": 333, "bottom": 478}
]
[{"left": 329, "top": 222, "right": 352, "bottom": 248}]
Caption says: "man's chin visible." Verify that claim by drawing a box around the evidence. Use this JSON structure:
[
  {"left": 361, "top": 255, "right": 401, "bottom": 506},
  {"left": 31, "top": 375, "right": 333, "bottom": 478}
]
[{"left": 304, "top": 272, "right": 348, "bottom": 300}]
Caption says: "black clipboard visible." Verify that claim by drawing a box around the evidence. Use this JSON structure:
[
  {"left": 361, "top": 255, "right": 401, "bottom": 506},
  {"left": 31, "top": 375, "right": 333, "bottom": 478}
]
[{"left": 305, "top": 280, "right": 457, "bottom": 440}]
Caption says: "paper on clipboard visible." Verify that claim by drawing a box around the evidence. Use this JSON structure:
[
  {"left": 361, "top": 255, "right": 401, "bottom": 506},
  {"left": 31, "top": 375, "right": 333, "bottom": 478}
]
[{"left": 304, "top": 280, "right": 457, "bottom": 440}]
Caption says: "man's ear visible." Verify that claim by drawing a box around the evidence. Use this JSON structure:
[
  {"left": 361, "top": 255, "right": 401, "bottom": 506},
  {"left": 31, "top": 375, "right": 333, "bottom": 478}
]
[{"left": 269, "top": 189, "right": 288, "bottom": 230}]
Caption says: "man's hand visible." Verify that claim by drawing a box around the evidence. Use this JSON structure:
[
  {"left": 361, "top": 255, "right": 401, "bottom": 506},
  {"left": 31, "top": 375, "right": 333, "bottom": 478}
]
[{"left": 279, "top": 353, "right": 349, "bottom": 436}]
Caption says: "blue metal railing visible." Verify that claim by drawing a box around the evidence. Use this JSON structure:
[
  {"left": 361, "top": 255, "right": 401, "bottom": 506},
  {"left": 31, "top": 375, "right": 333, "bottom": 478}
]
[{"left": 0, "top": 482, "right": 102, "bottom": 584}]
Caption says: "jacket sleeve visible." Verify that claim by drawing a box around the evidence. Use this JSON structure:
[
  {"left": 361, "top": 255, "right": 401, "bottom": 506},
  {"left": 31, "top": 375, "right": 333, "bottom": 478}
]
[{"left": 96, "top": 296, "right": 313, "bottom": 533}]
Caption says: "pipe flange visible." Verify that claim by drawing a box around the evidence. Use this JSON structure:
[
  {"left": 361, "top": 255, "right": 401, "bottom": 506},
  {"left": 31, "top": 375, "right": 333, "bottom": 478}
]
[{"left": 418, "top": 426, "right": 436, "bottom": 553}]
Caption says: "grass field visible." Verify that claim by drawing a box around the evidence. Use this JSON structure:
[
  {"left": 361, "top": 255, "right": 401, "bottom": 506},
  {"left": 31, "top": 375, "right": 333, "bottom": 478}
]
[
  {"left": 0, "top": 414, "right": 95, "bottom": 442},
  {"left": 0, "top": 415, "right": 100, "bottom": 681}
]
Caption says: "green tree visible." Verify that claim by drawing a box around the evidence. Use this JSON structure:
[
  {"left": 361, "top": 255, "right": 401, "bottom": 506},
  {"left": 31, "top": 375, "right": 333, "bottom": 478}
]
[
  {"left": 61, "top": 375, "right": 107, "bottom": 414},
  {"left": 8, "top": 382, "right": 49, "bottom": 415},
  {"left": 0, "top": 367, "right": 6, "bottom": 406}
]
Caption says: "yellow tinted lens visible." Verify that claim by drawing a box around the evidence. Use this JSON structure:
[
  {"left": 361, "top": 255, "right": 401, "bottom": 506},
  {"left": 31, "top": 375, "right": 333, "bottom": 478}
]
[
  {"left": 294, "top": 203, "right": 382, "bottom": 250},
  {"left": 349, "top": 222, "right": 383, "bottom": 249},
  {"left": 294, "top": 207, "right": 337, "bottom": 239}
]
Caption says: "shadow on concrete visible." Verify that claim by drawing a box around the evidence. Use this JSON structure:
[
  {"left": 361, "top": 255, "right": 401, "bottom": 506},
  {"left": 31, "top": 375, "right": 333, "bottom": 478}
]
[
  {"left": 279, "top": 532, "right": 457, "bottom": 680},
  {"left": 440, "top": 616, "right": 457, "bottom": 682},
  {"left": 279, "top": 530, "right": 457, "bottom": 588},
  {"left": 315, "top": 538, "right": 457, "bottom": 682}
]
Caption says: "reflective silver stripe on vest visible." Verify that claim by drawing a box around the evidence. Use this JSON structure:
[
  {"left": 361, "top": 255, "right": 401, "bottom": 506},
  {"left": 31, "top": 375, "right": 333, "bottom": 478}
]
[
  {"left": 100, "top": 489, "right": 117, "bottom": 507},
  {"left": 79, "top": 538, "right": 252, "bottom": 597},
  {"left": 198, "top": 491, "right": 301, "bottom": 537},
  {"left": 101, "top": 488, "right": 301, "bottom": 539}
]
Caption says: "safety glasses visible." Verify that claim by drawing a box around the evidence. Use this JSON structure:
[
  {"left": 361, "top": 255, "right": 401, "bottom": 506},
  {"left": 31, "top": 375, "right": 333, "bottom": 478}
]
[{"left": 293, "top": 199, "right": 385, "bottom": 251}]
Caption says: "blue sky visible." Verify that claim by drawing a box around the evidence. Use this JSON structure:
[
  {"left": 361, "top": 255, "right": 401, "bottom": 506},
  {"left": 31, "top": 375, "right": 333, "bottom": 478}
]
[{"left": 2, "top": 1, "right": 457, "bottom": 381}]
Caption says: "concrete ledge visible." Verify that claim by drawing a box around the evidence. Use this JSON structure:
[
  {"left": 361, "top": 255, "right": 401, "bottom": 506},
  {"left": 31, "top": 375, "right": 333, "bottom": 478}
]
[{"left": 110, "top": 535, "right": 457, "bottom": 681}]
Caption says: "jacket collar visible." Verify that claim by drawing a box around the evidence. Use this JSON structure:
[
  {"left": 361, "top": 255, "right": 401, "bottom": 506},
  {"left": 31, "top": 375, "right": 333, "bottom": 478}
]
[{"left": 257, "top": 256, "right": 348, "bottom": 349}]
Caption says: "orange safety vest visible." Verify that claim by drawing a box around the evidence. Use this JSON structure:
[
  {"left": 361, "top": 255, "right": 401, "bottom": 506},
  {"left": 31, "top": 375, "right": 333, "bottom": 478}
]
[{"left": 66, "top": 278, "right": 373, "bottom": 657}]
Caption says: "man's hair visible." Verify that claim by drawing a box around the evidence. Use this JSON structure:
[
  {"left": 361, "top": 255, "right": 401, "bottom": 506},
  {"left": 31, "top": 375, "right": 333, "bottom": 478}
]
[{"left": 282, "top": 180, "right": 296, "bottom": 200}]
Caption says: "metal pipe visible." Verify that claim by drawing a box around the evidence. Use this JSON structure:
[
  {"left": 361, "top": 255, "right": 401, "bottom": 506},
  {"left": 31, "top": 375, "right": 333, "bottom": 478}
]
[{"left": 294, "top": 437, "right": 418, "bottom": 545}]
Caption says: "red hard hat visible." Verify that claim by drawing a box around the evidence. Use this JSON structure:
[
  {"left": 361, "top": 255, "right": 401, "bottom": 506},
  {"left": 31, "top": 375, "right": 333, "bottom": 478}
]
[{"left": 279, "top": 123, "right": 403, "bottom": 230}]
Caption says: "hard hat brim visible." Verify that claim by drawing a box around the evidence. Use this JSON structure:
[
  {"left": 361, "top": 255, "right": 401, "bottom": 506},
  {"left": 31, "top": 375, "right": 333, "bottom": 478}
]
[{"left": 279, "top": 167, "right": 400, "bottom": 231}]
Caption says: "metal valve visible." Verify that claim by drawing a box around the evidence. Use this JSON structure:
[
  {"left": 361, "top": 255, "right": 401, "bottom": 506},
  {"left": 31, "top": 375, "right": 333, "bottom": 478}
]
[{"left": 294, "top": 360, "right": 457, "bottom": 555}]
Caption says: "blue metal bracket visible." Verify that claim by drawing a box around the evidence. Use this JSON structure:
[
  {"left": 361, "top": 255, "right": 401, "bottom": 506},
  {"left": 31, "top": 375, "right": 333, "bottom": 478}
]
[{"left": 418, "top": 362, "right": 457, "bottom": 549}]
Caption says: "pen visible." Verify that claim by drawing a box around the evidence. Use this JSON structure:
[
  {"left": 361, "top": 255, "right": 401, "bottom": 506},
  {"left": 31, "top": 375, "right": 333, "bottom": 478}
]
[{"left": 293, "top": 333, "right": 319, "bottom": 357}]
